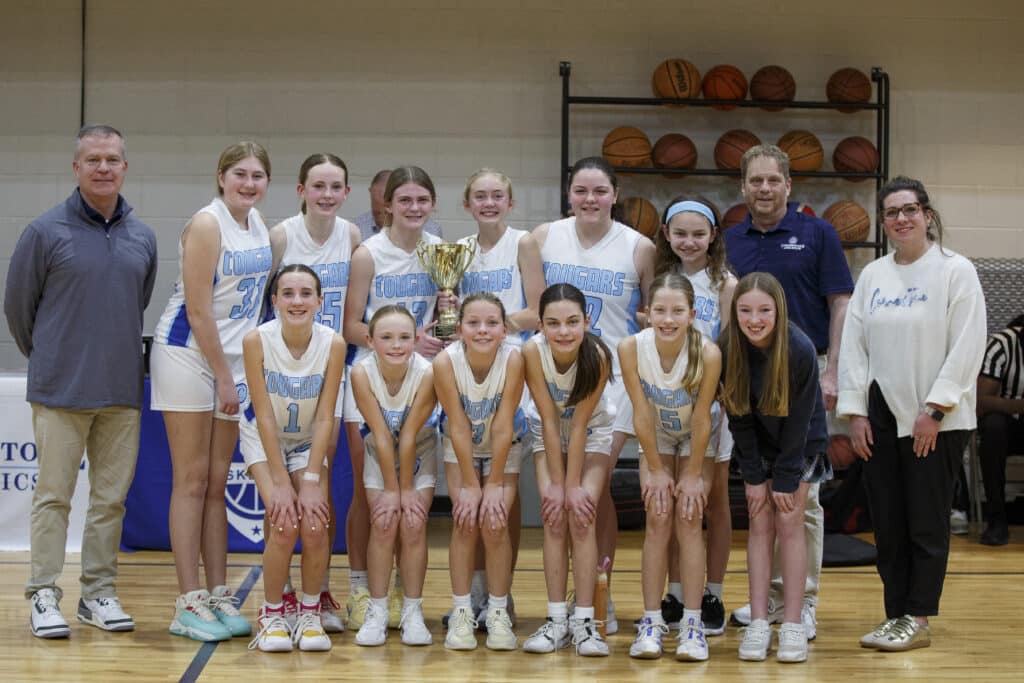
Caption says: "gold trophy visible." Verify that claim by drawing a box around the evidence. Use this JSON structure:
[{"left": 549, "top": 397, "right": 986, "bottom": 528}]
[{"left": 416, "top": 237, "right": 477, "bottom": 340}]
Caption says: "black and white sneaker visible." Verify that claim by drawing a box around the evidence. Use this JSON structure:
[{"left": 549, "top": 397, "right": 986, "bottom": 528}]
[
  {"left": 701, "top": 591, "right": 726, "bottom": 636},
  {"left": 30, "top": 588, "right": 70, "bottom": 639},
  {"left": 633, "top": 593, "right": 684, "bottom": 630},
  {"left": 77, "top": 596, "right": 135, "bottom": 632}
]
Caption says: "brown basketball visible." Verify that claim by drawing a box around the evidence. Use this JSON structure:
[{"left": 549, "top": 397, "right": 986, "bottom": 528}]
[
  {"left": 701, "top": 64, "right": 748, "bottom": 110},
  {"left": 722, "top": 203, "right": 749, "bottom": 230},
  {"left": 826, "top": 67, "right": 872, "bottom": 113},
  {"left": 749, "top": 65, "right": 796, "bottom": 111},
  {"left": 714, "top": 129, "right": 761, "bottom": 170},
  {"left": 619, "top": 197, "right": 660, "bottom": 238},
  {"left": 602, "top": 126, "right": 652, "bottom": 168},
  {"left": 823, "top": 200, "right": 871, "bottom": 243},
  {"left": 777, "top": 130, "right": 824, "bottom": 172},
  {"left": 652, "top": 133, "right": 698, "bottom": 172},
  {"left": 652, "top": 59, "right": 702, "bottom": 101},
  {"left": 833, "top": 136, "right": 879, "bottom": 181},
  {"left": 828, "top": 434, "right": 857, "bottom": 469}
]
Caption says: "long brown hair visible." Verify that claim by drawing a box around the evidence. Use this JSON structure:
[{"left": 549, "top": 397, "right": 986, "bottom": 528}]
[
  {"left": 720, "top": 272, "right": 790, "bottom": 417},
  {"left": 297, "top": 153, "right": 348, "bottom": 214},
  {"left": 654, "top": 195, "right": 730, "bottom": 290},
  {"left": 539, "top": 283, "right": 613, "bottom": 406},
  {"left": 647, "top": 272, "right": 705, "bottom": 397}
]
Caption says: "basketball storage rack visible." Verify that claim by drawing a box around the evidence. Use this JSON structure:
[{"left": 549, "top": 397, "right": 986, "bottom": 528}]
[{"left": 558, "top": 60, "right": 891, "bottom": 257}]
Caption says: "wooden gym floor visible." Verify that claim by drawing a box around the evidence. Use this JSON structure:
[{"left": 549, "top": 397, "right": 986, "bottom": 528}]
[{"left": 3, "top": 523, "right": 1022, "bottom": 682}]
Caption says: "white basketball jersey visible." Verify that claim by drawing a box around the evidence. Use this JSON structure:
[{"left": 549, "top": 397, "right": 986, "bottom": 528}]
[
  {"left": 359, "top": 351, "right": 436, "bottom": 445},
  {"left": 242, "top": 318, "right": 335, "bottom": 444},
  {"left": 354, "top": 230, "right": 442, "bottom": 363},
  {"left": 155, "top": 197, "right": 273, "bottom": 357},
  {"left": 442, "top": 341, "right": 521, "bottom": 455},
  {"left": 459, "top": 228, "right": 528, "bottom": 346},
  {"left": 686, "top": 267, "right": 726, "bottom": 341},
  {"left": 528, "top": 333, "right": 611, "bottom": 426},
  {"left": 278, "top": 213, "right": 354, "bottom": 334},
  {"left": 635, "top": 327, "right": 710, "bottom": 441},
  {"left": 540, "top": 218, "right": 642, "bottom": 376}
]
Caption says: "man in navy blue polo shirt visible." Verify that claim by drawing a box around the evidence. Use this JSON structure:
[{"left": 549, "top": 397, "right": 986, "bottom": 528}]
[{"left": 724, "top": 144, "right": 853, "bottom": 640}]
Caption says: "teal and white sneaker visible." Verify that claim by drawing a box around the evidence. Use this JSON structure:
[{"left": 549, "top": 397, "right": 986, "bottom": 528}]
[
  {"left": 210, "top": 585, "right": 251, "bottom": 637},
  {"left": 170, "top": 589, "right": 232, "bottom": 642}
]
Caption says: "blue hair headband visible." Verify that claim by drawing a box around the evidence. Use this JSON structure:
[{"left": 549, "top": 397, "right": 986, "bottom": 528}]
[{"left": 665, "top": 200, "right": 716, "bottom": 227}]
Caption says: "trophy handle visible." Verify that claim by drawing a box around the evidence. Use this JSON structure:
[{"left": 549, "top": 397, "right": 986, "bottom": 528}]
[
  {"left": 459, "top": 236, "right": 478, "bottom": 273},
  {"left": 415, "top": 239, "right": 431, "bottom": 272}
]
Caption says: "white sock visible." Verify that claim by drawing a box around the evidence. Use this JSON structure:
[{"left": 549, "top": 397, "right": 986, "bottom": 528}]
[
  {"left": 644, "top": 609, "right": 664, "bottom": 624},
  {"left": 489, "top": 594, "right": 508, "bottom": 610},
  {"left": 370, "top": 596, "right": 387, "bottom": 611},
  {"left": 574, "top": 605, "right": 595, "bottom": 621},
  {"left": 548, "top": 601, "right": 568, "bottom": 621},
  {"left": 301, "top": 593, "right": 320, "bottom": 610},
  {"left": 667, "top": 582, "right": 683, "bottom": 601},
  {"left": 452, "top": 593, "right": 472, "bottom": 610},
  {"left": 706, "top": 582, "right": 723, "bottom": 600},
  {"left": 682, "top": 608, "right": 702, "bottom": 626},
  {"left": 349, "top": 570, "right": 368, "bottom": 591},
  {"left": 264, "top": 600, "right": 283, "bottom": 611},
  {"left": 402, "top": 596, "right": 422, "bottom": 614}
]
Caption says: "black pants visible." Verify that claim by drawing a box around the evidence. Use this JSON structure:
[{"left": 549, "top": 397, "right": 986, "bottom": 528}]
[
  {"left": 862, "top": 382, "right": 969, "bottom": 618},
  {"left": 978, "top": 411, "right": 1024, "bottom": 526}
]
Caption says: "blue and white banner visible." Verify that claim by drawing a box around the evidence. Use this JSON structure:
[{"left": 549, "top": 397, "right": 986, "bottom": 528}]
[{"left": 0, "top": 375, "right": 91, "bottom": 551}]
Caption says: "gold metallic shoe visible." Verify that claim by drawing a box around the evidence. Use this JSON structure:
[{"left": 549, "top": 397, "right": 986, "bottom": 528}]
[
  {"left": 876, "top": 615, "right": 930, "bottom": 652},
  {"left": 859, "top": 617, "right": 899, "bottom": 649}
]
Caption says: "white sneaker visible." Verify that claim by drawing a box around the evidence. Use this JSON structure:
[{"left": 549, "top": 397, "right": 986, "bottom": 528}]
[
  {"left": 399, "top": 604, "right": 432, "bottom": 646},
  {"left": 293, "top": 610, "right": 332, "bottom": 652},
  {"left": 738, "top": 619, "right": 772, "bottom": 661},
  {"left": 629, "top": 617, "right": 668, "bottom": 659},
  {"left": 445, "top": 607, "right": 478, "bottom": 650},
  {"left": 485, "top": 607, "right": 517, "bottom": 651},
  {"left": 777, "top": 621, "right": 808, "bottom": 663},
  {"left": 30, "top": 588, "right": 70, "bottom": 639},
  {"left": 354, "top": 601, "right": 388, "bottom": 646},
  {"left": 523, "top": 618, "right": 571, "bottom": 653},
  {"left": 319, "top": 591, "right": 344, "bottom": 633},
  {"left": 675, "top": 616, "right": 709, "bottom": 662},
  {"left": 605, "top": 599, "right": 618, "bottom": 635},
  {"left": 950, "top": 509, "right": 969, "bottom": 535},
  {"left": 247, "top": 606, "right": 292, "bottom": 652},
  {"left": 77, "top": 596, "right": 134, "bottom": 632},
  {"left": 731, "top": 598, "right": 783, "bottom": 626},
  {"left": 802, "top": 603, "right": 817, "bottom": 641},
  {"left": 571, "top": 617, "right": 609, "bottom": 657}
]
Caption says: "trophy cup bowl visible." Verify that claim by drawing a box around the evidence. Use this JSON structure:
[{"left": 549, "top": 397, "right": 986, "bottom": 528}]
[{"left": 415, "top": 237, "right": 477, "bottom": 340}]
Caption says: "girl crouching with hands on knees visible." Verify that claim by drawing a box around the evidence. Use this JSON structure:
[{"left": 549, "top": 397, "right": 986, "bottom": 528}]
[
  {"left": 435, "top": 293, "right": 526, "bottom": 651},
  {"left": 240, "top": 265, "right": 346, "bottom": 653},
  {"left": 621, "top": 272, "right": 721, "bottom": 662},
  {"left": 350, "top": 305, "right": 438, "bottom": 647},
  {"left": 521, "top": 284, "right": 615, "bottom": 658},
  {"left": 719, "top": 272, "right": 831, "bottom": 664}
]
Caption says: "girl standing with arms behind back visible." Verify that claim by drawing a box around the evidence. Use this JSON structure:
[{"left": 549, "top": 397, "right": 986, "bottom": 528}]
[
  {"left": 719, "top": 272, "right": 830, "bottom": 664},
  {"left": 521, "top": 284, "right": 614, "bottom": 658}
]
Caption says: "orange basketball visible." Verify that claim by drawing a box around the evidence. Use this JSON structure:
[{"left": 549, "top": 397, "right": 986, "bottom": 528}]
[
  {"left": 722, "top": 203, "right": 749, "bottom": 230},
  {"left": 823, "top": 200, "right": 871, "bottom": 243},
  {"left": 619, "top": 197, "right": 660, "bottom": 238},
  {"left": 777, "top": 130, "right": 824, "bottom": 172},
  {"left": 828, "top": 434, "right": 857, "bottom": 469},
  {"left": 827, "top": 67, "right": 872, "bottom": 113},
  {"left": 701, "top": 64, "right": 748, "bottom": 110},
  {"left": 602, "top": 126, "right": 652, "bottom": 168},
  {"left": 652, "top": 59, "right": 702, "bottom": 101},
  {"left": 714, "top": 129, "right": 761, "bottom": 170},
  {"left": 749, "top": 65, "right": 796, "bottom": 111},
  {"left": 652, "top": 133, "right": 698, "bottom": 171},
  {"left": 833, "top": 136, "right": 879, "bottom": 181}
]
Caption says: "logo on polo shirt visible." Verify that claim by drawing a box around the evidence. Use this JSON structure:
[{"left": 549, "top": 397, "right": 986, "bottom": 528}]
[{"left": 781, "top": 235, "right": 805, "bottom": 251}]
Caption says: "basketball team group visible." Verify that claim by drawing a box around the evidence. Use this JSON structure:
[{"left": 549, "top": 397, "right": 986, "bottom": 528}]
[{"left": 6, "top": 124, "right": 987, "bottom": 665}]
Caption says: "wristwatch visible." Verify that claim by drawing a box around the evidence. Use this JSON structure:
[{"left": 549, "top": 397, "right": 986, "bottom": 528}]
[
  {"left": 925, "top": 407, "right": 945, "bottom": 422},
  {"left": 302, "top": 471, "right": 321, "bottom": 483}
]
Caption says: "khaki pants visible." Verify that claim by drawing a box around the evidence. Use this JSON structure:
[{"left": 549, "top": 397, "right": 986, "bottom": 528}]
[{"left": 25, "top": 404, "right": 141, "bottom": 601}]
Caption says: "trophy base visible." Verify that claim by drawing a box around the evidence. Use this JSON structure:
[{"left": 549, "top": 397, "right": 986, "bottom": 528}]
[{"left": 434, "top": 320, "right": 458, "bottom": 341}]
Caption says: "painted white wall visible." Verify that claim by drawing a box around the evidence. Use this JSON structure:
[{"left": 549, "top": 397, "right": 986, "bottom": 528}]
[{"left": 2, "top": 0, "right": 1023, "bottom": 370}]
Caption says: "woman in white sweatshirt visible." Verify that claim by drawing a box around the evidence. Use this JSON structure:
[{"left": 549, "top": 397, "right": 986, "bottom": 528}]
[{"left": 837, "top": 176, "right": 986, "bottom": 653}]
